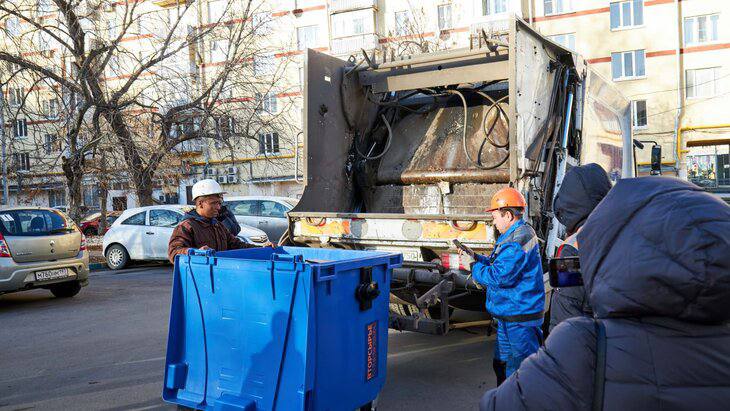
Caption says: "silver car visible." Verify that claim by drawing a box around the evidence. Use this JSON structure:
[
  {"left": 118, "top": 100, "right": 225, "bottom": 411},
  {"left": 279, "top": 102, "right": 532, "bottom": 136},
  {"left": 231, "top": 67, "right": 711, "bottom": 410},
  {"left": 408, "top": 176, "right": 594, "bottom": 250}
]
[
  {"left": 0, "top": 207, "right": 89, "bottom": 298},
  {"left": 224, "top": 196, "right": 298, "bottom": 243}
]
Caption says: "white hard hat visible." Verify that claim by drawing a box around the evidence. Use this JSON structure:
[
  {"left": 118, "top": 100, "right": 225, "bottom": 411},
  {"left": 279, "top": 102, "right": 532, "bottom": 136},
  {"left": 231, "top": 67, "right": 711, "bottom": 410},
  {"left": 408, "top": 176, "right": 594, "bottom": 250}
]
[{"left": 192, "top": 179, "right": 226, "bottom": 201}]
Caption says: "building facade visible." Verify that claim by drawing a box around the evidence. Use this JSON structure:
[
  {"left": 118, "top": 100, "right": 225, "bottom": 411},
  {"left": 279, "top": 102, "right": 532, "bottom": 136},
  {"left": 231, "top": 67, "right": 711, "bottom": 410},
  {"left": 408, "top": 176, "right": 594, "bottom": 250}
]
[{"left": 3, "top": 0, "right": 728, "bottom": 213}]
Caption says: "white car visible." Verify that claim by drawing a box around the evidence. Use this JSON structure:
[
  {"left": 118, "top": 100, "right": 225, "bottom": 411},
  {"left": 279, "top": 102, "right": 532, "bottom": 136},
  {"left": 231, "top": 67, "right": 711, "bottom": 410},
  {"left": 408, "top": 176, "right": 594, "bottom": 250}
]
[{"left": 102, "top": 205, "right": 268, "bottom": 270}]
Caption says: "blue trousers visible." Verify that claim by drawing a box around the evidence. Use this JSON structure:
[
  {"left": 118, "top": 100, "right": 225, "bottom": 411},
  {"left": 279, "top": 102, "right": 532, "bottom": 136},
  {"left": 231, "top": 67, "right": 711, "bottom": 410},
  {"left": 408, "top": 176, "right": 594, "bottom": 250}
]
[{"left": 494, "top": 318, "right": 543, "bottom": 377}]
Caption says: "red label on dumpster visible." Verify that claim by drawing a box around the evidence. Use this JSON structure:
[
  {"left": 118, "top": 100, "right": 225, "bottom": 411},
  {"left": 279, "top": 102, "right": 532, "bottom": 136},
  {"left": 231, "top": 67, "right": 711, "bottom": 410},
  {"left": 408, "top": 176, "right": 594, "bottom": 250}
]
[{"left": 366, "top": 321, "right": 378, "bottom": 381}]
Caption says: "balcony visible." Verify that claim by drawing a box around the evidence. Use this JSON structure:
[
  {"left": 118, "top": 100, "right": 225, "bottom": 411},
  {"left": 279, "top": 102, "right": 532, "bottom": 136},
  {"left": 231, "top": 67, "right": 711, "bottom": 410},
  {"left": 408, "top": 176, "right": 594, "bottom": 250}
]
[
  {"left": 329, "top": 0, "right": 377, "bottom": 14},
  {"left": 331, "top": 33, "right": 378, "bottom": 56},
  {"left": 174, "top": 139, "right": 204, "bottom": 158}
]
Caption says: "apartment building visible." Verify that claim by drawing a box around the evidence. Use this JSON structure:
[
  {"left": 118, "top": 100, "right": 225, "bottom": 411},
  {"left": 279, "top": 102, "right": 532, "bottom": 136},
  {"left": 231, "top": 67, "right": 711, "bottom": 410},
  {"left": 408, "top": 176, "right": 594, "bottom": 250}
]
[{"left": 4, "top": 0, "right": 727, "bottom": 212}]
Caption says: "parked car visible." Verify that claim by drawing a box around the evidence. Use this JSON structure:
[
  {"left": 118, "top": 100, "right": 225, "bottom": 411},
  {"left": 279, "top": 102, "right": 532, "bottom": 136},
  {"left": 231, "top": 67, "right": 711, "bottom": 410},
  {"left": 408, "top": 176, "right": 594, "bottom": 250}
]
[
  {"left": 79, "top": 211, "right": 122, "bottom": 236},
  {"left": 224, "top": 196, "right": 298, "bottom": 243},
  {"left": 0, "top": 207, "right": 89, "bottom": 298},
  {"left": 102, "top": 205, "right": 269, "bottom": 270}
]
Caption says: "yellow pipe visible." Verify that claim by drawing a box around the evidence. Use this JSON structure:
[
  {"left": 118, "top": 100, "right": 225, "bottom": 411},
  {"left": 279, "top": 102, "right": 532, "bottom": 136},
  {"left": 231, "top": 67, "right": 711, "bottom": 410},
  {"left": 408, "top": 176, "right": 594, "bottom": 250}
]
[
  {"left": 677, "top": 124, "right": 730, "bottom": 157},
  {"left": 191, "top": 154, "right": 295, "bottom": 166}
]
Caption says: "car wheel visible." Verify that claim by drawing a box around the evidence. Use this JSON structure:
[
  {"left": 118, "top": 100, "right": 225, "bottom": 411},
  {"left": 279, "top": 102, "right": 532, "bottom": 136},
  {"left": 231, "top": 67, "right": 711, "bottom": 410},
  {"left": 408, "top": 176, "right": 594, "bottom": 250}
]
[
  {"left": 50, "top": 281, "right": 82, "bottom": 298},
  {"left": 106, "top": 244, "right": 130, "bottom": 270},
  {"left": 83, "top": 227, "right": 98, "bottom": 236}
]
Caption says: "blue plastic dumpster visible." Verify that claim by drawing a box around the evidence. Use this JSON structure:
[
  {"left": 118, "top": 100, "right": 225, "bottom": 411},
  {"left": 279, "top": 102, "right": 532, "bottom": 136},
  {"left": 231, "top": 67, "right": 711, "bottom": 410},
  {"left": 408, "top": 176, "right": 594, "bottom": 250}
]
[{"left": 162, "top": 246, "right": 402, "bottom": 411}]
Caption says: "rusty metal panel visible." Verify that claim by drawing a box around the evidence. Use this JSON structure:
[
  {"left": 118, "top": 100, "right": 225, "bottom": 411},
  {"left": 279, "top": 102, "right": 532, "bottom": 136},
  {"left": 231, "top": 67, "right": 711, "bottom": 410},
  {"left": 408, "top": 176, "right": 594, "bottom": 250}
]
[
  {"left": 295, "top": 49, "right": 361, "bottom": 213},
  {"left": 375, "top": 103, "right": 510, "bottom": 185},
  {"left": 364, "top": 60, "right": 509, "bottom": 93}
]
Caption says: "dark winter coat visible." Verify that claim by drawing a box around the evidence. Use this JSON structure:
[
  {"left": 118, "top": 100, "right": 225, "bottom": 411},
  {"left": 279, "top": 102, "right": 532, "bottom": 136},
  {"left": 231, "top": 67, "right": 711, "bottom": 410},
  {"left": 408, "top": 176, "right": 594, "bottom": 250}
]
[
  {"left": 168, "top": 210, "right": 253, "bottom": 263},
  {"left": 549, "top": 163, "right": 612, "bottom": 331},
  {"left": 481, "top": 177, "right": 730, "bottom": 410}
]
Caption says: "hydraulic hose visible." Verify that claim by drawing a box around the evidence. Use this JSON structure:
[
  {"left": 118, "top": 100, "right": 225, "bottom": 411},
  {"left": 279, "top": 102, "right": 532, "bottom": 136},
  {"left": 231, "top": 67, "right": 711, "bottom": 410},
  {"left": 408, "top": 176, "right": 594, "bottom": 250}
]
[
  {"left": 355, "top": 113, "right": 394, "bottom": 161},
  {"left": 446, "top": 89, "right": 509, "bottom": 170},
  {"left": 475, "top": 91, "right": 509, "bottom": 148}
]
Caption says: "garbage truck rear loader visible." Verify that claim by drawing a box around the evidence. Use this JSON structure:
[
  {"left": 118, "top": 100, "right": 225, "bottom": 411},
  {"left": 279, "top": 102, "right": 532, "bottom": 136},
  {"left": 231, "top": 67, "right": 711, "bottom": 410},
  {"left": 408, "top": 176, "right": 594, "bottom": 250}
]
[{"left": 284, "top": 17, "right": 633, "bottom": 334}]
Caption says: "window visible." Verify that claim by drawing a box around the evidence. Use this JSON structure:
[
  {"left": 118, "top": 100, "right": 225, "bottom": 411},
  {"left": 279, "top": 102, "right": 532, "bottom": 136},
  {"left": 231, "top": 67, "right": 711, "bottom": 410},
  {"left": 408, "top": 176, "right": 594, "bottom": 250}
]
[
  {"left": 227, "top": 200, "right": 259, "bottom": 216},
  {"left": 331, "top": 10, "right": 370, "bottom": 38},
  {"left": 149, "top": 209, "right": 183, "bottom": 227},
  {"left": 297, "top": 25, "right": 319, "bottom": 51},
  {"left": 687, "top": 67, "right": 720, "bottom": 99},
  {"left": 548, "top": 33, "right": 576, "bottom": 51},
  {"left": 0, "top": 209, "right": 69, "bottom": 237},
  {"left": 260, "top": 201, "right": 288, "bottom": 218},
  {"left": 107, "top": 20, "right": 118, "bottom": 39},
  {"left": 483, "top": 0, "right": 508, "bottom": 16},
  {"left": 210, "top": 39, "right": 229, "bottom": 63},
  {"left": 254, "top": 54, "right": 275, "bottom": 75},
  {"left": 684, "top": 14, "right": 719, "bottom": 46},
  {"left": 37, "top": 0, "right": 53, "bottom": 15},
  {"left": 632, "top": 100, "right": 647, "bottom": 128},
  {"left": 83, "top": 185, "right": 100, "bottom": 208},
  {"left": 218, "top": 116, "right": 236, "bottom": 136},
  {"left": 106, "top": 55, "right": 120, "bottom": 77},
  {"left": 252, "top": 12, "right": 273, "bottom": 35},
  {"left": 121, "top": 211, "right": 146, "bottom": 225},
  {"left": 544, "top": 0, "right": 570, "bottom": 16},
  {"left": 256, "top": 92, "right": 277, "bottom": 113},
  {"left": 208, "top": 0, "right": 225, "bottom": 23},
  {"left": 13, "top": 153, "right": 30, "bottom": 171},
  {"left": 438, "top": 4, "right": 453, "bottom": 30},
  {"left": 37, "top": 31, "right": 51, "bottom": 51},
  {"left": 14, "top": 119, "right": 28, "bottom": 138},
  {"left": 44, "top": 134, "right": 57, "bottom": 154},
  {"left": 45, "top": 98, "right": 59, "bottom": 119},
  {"left": 610, "top": 0, "right": 643, "bottom": 30},
  {"left": 48, "top": 189, "right": 66, "bottom": 208},
  {"left": 611, "top": 49, "right": 645, "bottom": 80},
  {"left": 258, "top": 132, "right": 280, "bottom": 154},
  {"left": 9, "top": 87, "right": 24, "bottom": 107},
  {"left": 394, "top": 11, "right": 411, "bottom": 36},
  {"left": 6, "top": 17, "right": 21, "bottom": 37}
]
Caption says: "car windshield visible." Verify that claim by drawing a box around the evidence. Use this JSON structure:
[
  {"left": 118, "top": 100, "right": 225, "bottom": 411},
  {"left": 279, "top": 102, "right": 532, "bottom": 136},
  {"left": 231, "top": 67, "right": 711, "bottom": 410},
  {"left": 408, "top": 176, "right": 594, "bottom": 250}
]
[
  {"left": 0, "top": 209, "right": 72, "bottom": 237},
  {"left": 82, "top": 212, "right": 101, "bottom": 222}
]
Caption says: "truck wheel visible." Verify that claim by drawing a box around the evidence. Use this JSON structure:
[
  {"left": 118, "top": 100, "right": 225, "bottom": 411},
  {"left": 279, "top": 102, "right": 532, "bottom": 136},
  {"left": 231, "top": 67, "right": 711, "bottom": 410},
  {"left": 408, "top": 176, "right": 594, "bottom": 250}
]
[
  {"left": 106, "top": 244, "right": 130, "bottom": 270},
  {"left": 50, "top": 281, "right": 82, "bottom": 298}
]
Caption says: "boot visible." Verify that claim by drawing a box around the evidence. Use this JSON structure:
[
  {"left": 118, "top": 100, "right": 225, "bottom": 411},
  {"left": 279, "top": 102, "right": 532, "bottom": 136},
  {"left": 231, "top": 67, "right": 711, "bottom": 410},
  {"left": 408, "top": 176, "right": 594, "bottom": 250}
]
[{"left": 492, "top": 359, "right": 507, "bottom": 386}]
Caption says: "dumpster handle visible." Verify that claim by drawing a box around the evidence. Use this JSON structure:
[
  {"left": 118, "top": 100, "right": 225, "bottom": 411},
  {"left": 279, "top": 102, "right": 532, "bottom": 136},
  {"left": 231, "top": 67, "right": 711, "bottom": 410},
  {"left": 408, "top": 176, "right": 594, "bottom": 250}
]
[
  {"left": 185, "top": 260, "right": 210, "bottom": 408},
  {"left": 272, "top": 269, "right": 301, "bottom": 410},
  {"left": 188, "top": 248, "right": 216, "bottom": 257}
]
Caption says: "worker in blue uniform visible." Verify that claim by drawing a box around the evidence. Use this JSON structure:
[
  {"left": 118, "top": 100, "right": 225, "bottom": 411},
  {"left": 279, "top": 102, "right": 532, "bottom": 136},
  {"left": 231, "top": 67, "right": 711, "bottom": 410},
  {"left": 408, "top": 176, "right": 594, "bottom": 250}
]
[{"left": 470, "top": 187, "right": 545, "bottom": 386}]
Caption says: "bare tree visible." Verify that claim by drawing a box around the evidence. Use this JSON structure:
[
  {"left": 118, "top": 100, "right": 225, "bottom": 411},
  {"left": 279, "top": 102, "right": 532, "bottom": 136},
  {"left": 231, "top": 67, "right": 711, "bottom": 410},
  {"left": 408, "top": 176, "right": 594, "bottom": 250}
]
[{"left": 1, "top": 0, "right": 297, "bottom": 215}]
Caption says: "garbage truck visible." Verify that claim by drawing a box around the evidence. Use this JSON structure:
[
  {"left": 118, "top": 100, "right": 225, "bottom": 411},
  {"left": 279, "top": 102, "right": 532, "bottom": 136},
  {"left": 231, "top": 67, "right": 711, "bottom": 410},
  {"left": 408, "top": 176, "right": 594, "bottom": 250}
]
[{"left": 283, "top": 17, "right": 634, "bottom": 335}]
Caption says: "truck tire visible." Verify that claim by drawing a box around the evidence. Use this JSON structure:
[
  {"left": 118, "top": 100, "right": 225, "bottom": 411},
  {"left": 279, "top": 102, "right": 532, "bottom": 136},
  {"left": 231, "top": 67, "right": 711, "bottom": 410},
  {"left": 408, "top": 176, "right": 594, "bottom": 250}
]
[
  {"left": 50, "top": 281, "right": 82, "bottom": 298},
  {"left": 106, "top": 244, "right": 130, "bottom": 270}
]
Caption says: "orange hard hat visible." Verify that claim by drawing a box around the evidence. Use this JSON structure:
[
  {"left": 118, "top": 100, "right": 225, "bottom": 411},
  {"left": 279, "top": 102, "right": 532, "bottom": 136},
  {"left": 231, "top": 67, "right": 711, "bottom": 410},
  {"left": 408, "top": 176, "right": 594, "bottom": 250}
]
[{"left": 486, "top": 187, "right": 527, "bottom": 212}]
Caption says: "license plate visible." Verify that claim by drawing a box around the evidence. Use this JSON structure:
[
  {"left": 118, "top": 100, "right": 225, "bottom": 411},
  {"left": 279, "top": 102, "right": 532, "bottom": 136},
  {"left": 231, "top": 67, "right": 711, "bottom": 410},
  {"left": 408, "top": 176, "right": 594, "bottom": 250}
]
[{"left": 35, "top": 268, "right": 72, "bottom": 281}]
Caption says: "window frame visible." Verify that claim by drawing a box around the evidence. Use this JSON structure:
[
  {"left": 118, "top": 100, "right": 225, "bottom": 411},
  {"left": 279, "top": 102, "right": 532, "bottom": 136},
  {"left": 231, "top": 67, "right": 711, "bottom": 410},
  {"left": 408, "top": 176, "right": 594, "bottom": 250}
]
[
  {"left": 438, "top": 4, "right": 453, "bottom": 31},
  {"left": 394, "top": 10, "right": 412, "bottom": 36},
  {"left": 121, "top": 211, "right": 147, "bottom": 226},
  {"left": 686, "top": 67, "right": 720, "bottom": 99},
  {"left": 13, "top": 152, "right": 31, "bottom": 172},
  {"left": 684, "top": 14, "right": 720, "bottom": 46},
  {"left": 610, "top": 0, "right": 644, "bottom": 31},
  {"left": 6, "top": 16, "right": 21, "bottom": 37},
  {"left": 209, "top": 39, "right": 229, "bottom": 63},
  {"left": 9, "top": 87, "right": 24, "bottom": 107},
  {"left": 631, "top": 100, "right": 647, "bottom": 129},
  {"left": 14, "top": 119, "right": 28, "bottom": 139},
  {"left": 45, "top": 98, "right": 59, "bottom": 119},
  {"left": 258, "top": 132, "right": 280, "bottom": 155},
  {"left": 297, "top": 25, "right": 319, "bottom": 51},
  {"left": 547, "top": 32, "right": 576, "bottom": 51},
  {"left": 544, "top": 0, "right": 572, "bottom": 17},
  {"left": 253, "top": 53, "right": 276, "bottom": 76},
  {"left": 611, "top": 49, "right": 646, "bottom": 81}
]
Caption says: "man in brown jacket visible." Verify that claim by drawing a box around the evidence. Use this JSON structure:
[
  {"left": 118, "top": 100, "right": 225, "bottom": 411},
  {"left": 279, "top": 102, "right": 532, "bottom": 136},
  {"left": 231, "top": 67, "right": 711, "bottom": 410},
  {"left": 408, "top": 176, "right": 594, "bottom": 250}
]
[{"left": 168, "top": 179, "right": 264, "bottom": 263}]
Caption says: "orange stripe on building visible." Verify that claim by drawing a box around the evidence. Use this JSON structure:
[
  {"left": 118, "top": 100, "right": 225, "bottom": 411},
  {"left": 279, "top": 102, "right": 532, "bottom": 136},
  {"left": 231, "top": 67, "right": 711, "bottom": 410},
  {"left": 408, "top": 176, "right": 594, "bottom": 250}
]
[
  {"left": 533, "top": 0, "right": 679, "bottom": 22},
  {"left": 587, "top": 42, "right": 730, "bottom": 64},
  {"left": 199, "top": 18, "right": 246, "bottom": 30},
  {"left": 120, "top": 34, "right": 154, "bottom": 43},
  {"left": 277, "top": 92, "right": 301, "bottom": 98},
  {"left": 533, "top": 7, "right": 609, "bottom": 23},
  {"left": 274, "top": 4, "right": 326, "bottom": 17},
  {"left": 27, "top": 119, "right": 62, "bottom": 126}
]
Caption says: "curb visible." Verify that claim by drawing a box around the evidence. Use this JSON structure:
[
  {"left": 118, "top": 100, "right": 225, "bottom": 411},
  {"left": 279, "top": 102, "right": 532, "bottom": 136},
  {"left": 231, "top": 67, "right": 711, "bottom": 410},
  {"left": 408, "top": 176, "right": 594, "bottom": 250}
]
[{"left": 89, "top": 262, "right": 108, "bottom": 271}]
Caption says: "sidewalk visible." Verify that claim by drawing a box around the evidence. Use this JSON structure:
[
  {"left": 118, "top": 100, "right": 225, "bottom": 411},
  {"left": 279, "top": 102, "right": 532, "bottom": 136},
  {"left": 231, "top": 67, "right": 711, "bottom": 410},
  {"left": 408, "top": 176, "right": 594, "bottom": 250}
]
[{"left": 86, "top": 236, "right": 107, "bottom": 270}]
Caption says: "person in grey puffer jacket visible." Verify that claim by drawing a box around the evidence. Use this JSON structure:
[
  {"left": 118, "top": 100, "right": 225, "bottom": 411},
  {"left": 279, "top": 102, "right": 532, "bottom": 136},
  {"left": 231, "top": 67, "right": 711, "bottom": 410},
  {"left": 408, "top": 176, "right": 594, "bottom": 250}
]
[
  {"left": 549, "top": 163, "right": 612, "bottom": 332},
  {"left": 480, "top": 176, "right": 730, "bottom": 410}
]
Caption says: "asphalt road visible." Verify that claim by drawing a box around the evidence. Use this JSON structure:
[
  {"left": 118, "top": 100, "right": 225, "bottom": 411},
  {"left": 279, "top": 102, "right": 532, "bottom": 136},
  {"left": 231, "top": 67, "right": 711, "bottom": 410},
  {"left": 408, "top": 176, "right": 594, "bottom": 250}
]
[{"left": 0, "top": 265, "right": 496, "bottom": 411}]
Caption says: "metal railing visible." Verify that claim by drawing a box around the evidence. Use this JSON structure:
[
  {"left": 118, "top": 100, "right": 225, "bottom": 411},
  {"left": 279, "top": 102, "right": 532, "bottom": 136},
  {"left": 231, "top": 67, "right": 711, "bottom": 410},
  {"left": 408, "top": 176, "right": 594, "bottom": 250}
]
[
  {"left": 331, "top": 33, "right": 378, "bottom": 55},
  {"left": 329, "top": 0, "right": 377, "bottom": 13}
]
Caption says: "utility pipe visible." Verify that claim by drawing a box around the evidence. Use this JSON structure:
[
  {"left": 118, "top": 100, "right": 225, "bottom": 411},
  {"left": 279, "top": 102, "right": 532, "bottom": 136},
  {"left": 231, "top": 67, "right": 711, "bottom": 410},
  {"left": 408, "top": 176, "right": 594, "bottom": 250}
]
[{"left": 673, "top": 0, "right": 685, "bottom": 176}]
